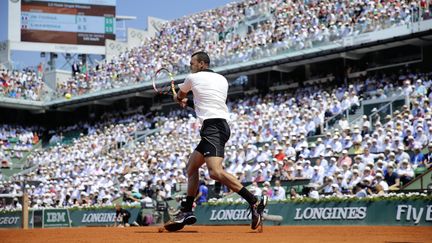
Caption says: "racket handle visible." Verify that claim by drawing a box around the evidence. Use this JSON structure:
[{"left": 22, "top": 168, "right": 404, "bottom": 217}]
[
  {"left": 169, "top": 73, "right": 177, "bottom": 96},
  {"left": 171, "top": 83, "right": 177, "bottom": 96}
]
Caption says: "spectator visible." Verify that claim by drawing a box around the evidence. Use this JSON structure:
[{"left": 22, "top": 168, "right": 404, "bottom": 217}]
[
  {"left": 196, "top": 180, "right": 208, "bottom": 205},
  {"left": 411, "top": 146, "right": 425, "bottom": 167},
  {"left": 424, "top": 143, "right": 432, "bottom": 167},
  {"left": 272, "top": 180, "right": 286, "bottom": 200},
  {"left": 374, "top": 173, "right": 389, "bottom": 192},
  {"left": 115, "top": 204, "right": 131, "bottom": 227},
  {"left": 385, "top": 163, "right": 400, "bottom": 190},
  {"left": 289, "top": 188, "right": 298, "bottom": 200},
  {"left": 337, "top": 150, "right": 352, "bottom": 167},
  {"left": 308, "top": 184, "right": 320, "bottom": 199},
  {"left": 398, "top": 160, "right": 415, "bottom": 185},
  {"left": 354, "top": 183, "right": 367, "bottom": 198}
]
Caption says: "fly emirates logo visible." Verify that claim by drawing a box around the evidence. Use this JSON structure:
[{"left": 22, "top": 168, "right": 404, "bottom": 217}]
[{"left": 396, "top": 205, "right": 432, "bottom": 224}]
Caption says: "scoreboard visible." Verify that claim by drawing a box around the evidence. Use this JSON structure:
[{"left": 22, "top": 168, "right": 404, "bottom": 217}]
[{"left": 20, "top": 0, "right": 116, "bottom": 46}]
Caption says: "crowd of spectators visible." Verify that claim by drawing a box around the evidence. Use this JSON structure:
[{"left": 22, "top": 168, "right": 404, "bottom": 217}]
[
  {"left": 0, "top": 125, "right": 41, "bottom": 169},
  {"left": 0, "top": 68, "right": 45, "bottom": 101},
  {"left": 54, "top": 0, "right": 432, "bottom": 97},
  {"left": 0, "top": 112, "right": 182, "bottom": 209},
  {"left": 229, "top": 72, "right": 432, "bottom": 200},
  {"left": 1, "top": 69, "right": 431, "bottom": 210},
  {"left": 2, "top": 0, "right": 431, "bottom": 100}
]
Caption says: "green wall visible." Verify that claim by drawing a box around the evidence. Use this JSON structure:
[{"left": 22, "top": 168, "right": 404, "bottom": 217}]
[{"left": 195, "top": 200, "right": 432, "bottom": 226}]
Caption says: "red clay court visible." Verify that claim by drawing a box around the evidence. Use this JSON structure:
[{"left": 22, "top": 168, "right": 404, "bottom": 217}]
[{"left": 1, "top": 226, "right": 431, "bottom": 243}]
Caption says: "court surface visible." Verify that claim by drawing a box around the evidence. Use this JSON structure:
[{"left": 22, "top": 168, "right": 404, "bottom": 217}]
[{"left": 1, "top": 225, "right": 431, "bottom": 243}]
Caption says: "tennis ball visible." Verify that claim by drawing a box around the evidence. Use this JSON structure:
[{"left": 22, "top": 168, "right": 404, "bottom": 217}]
[
  {"left": 158, "top": 227, "right": 164, "bottom": 233},
  {"left": 65, "top": 93, "right": 72, "bottom": 99}
]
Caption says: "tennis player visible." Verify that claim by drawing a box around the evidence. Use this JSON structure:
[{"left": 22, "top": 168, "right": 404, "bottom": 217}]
[{"left": 172, "top": 51, "right": 267, "bottom": 230}]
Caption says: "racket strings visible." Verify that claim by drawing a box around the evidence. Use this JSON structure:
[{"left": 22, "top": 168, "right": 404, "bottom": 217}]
[
  {"left": 154, "top": 69, "right": 175, "bottom": 95},
  {"left": 158, "top": 83, "right": 174, "bottom": 95}
]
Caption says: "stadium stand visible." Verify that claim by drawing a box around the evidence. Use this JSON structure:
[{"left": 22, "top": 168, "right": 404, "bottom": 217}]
[
  {"left": 54, "top": 0, "right": 429, "bottom": 97},
  {"left": 0, "top": 125, "right": 41, "bottom": 169},
  {"left": 1, "top": 67, "right": 431, "bottom": 210},
  {"left": 0, "top": 68, "right": 45, "bottom": 101},
  {"left": 1, "top": 0, "right": 430, "bottom": 100}
]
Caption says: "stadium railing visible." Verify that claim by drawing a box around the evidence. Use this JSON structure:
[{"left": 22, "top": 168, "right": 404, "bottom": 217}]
[{"left": 401, "top": 167, "right": 432, "bottom": 190}]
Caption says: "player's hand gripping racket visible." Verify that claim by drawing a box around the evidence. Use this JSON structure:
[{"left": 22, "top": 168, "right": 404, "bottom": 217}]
[{"left": 152, "top": 68, "right": 176, "bottom": 96}]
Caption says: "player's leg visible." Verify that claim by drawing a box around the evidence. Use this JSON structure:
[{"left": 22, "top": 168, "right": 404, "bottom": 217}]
[
  {"left": 205, "top": 156, "right": 242, "bottom": 191},
  {"left": 201, "top": 119, "right": 268, "bottom": 230},
  {"left": 170, "top": 150, "right": 204, "bottom": 226},
  {"left": 185, "top": 150, "right": 205, "bottom": 208},
  {"left": 205, "top": 157, "right": 268, "bottom": 230}
]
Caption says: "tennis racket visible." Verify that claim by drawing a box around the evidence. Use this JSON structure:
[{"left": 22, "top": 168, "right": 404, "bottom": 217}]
[{"left": 152, "top": 68, "right": 176, "bottom": 96}]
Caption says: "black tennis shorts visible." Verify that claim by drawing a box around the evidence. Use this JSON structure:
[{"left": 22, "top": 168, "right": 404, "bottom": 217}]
[{"left": 195, "top": 118, "right": 230, "bottom": 158}]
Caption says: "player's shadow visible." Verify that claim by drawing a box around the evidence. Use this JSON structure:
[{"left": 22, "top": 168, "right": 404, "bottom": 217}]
[
  {"left": 247, "top": 231, "right": 263, "bottom": 234},
  {"left": 135, "top": 230, "right": 199, "bottom": 234}
]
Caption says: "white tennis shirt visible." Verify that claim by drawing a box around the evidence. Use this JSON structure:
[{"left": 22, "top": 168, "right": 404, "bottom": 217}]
[{"left": 178, "top": 70, "right": 229, "bottom": 122}]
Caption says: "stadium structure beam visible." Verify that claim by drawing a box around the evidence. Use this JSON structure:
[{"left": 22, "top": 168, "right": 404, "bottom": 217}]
[
  {"left": 279, "top": 53, "right": 342, "bottom": 67},
  {"left": 410, "top": 38, "right": 432, "bottom": 46},
  {"left": 92, "top": 100, "right": 113, "bottom": 106},
  {"left": 97, "top": 91, "right": 153, "bottom": 101},
  {"left": 54, "top": 100, "right": 112, "bottom": 110},
  {"left": 225, "top": 66, "right": 274, "bottom": 79},
  {"left": 134, "top": 92, "right": 154, "bottom": 98},
  {"left": 271, "top": 65, "right": 296, "bottom": 73},
  {"left": 55, "top": 107, "right": 74, "bottom": 112},
  {"left": 0, "top": 103, "right": 43, "bottom": 111},
  {"left": 340, "top": 52, "right": 363, "bottom": 60},
  {"left": 30, "top": 109, "right": 46, "bottom": 114},
  {"left": 351, "top": 40, "right": 414, "bottom": 54},
  {"left": 0, "top": 98, "right": 44, "bottom": 111}
]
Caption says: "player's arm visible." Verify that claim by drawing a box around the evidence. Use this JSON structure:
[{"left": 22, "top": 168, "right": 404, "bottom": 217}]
[
  {"left": 174, "top": 76, "right": 191, "bottom": 108},
  {"left": 175, "top": 89, "right": 188, "bottom": 102},
  {"left": 173, "top": 89, "right": 188, "bottom": 108}
]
